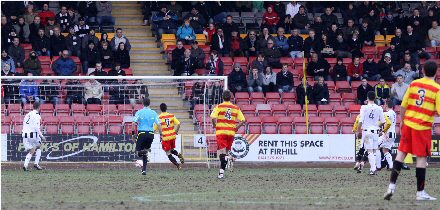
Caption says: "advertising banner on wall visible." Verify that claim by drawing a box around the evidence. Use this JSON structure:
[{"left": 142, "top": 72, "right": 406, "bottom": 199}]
[{"left": 5, "top": 134, "right": 181, "bottom": 163}]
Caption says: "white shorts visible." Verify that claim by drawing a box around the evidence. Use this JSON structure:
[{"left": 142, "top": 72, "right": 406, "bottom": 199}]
[
  {"left": 362, "top": 129, "right": 380, "bottom": 150},
  {"left": 22, "top": 132, "right": 41, "bottom": 151},
  {"left": 378, "top": 132, "right": 396, "bottom": 150}
]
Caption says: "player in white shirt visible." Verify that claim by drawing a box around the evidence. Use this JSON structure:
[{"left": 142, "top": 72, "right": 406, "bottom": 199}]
[
  {"left": 356, "top": 91, "right": 387, "bottom": 175},
  {"left": 378, "top": 100, "right": 397, "bottom": 170},
  {"left": 22, "top": 102, "right": 46, "bottom": 171}
]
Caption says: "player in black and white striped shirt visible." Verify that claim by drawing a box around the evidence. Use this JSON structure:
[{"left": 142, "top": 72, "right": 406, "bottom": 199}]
[{"left": 22, "top": 102, "right": 46, "bottom": 171}]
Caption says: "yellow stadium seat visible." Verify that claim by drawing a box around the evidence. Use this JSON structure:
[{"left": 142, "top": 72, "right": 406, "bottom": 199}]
[
  {"left": 284, "top": 34, "right": 292, "bottom": 38},
  {"left": 386, "top": 35, "right": 395, "bottom": 46},
  {"left": 163, "top": 41, "right": 176, "bottom": 51},
  {"left": 375, "top": 35, "right": 385, "bottom": 46},
  {"left": 299, "top": 34, "right": 309, "bottom": 40},
  {"left": 240, "top": 34, "right": 247, "bottom": 39},
  {"left": 95, "top": 33, "right": 102, "bottom": 39},
  {"left": 196, "top": 34, "right": 206, "bottom": 44},
  {"left": 62, "top": 33, "right": 69, "bottom": 37},
  {"left": 107, "top": 33, "right": 115, "bottom": 40},
  {"left": 162, "top": 34, "right": 176, "bottom": 42}
]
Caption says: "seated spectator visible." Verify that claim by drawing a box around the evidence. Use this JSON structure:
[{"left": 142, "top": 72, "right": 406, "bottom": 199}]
[
  {"left": 52, "top": 50, "right": 77, "bottom": 76},
  {"left": 67, "top": 8, "right": 79, "bottom": 26},
  {"left": 311, "top": 16, "right": 325, "bottom": 37},
  {"left": 263, "top": 39, "right": 282, "bottom": 68},
  {"left": 348, "top": 57, "right": 363, "bottom": 82},
  {"left": 320, "top": 33, "right": 335, "bottom": 58},
  {"left": 205, "top": 50, "right": 224, "bottom": 76},
  {"left": 50, "top": 27, "right": 66, "bottom": 56},
  {"left": 321, "top": 7, "right": 338, "bottom": 29},
  {"left": 377, "top": 55, "right": 395, "bottom": 81},
  {"left": 287, "top": 28, "right": 303, "bottom": 58},
  {"left": 293, "top": 6, "right": 309, "bottom": 34},
  {"left": 45, "top": 17, "right": 60, "bottom": 37},
  {"left": 88, "top": 63, "right": 108, "bottom": 87},
  {"left": 81, "top": 29, "right": 99, "bottom": 51},
  {"left": 39, "top": 77, "right": 60, "bottom": 105},
  {"left": 127, "top": 79, "right": 149, "bottom": 105},
  {"left": 363, "top": 56, "right": 381, "bottom": 81},
  {"left": 8, "top": 37, "right": 25, "bottom": 68},
  {"left": 176, "top": 19, "right": 196, "bottom": 44},
  {"left": 296, "top": 80, "right": 313, "bottom": 105},
  {"left": 312, "top": 76, "right": 330, "bottom": 105},
  {"left": 184, "top": 7, "right": 206, "bottom": 34},
  {"left": 332, "top": 57, "right": 348, "bottom": 81},
  {"left": 99, "top": 41, "right": 113, "bottom": 68},
  {"left": 401, "top": 53, "right": 421, "bottom": 71},
  {"left": 244, "top": 30, "right": 260, "bottom": 58},
  {"left": 393, "top": 63, "right": 420, "bottom": 84},
  {"left": 65, "top": 79, "right": 83, "bottom": 105},
  {"left": 222, "top": 15, "right": 239, "bottom": 42},
  {"left": 391, "top": 29, "right": 403, "bottom": 54},
  {"left": 1, "top": 63, "right": 14, "bottom": 76},
  {"left": 78, "top": 1, "right": 97, "bottom": 24},
  {"left": 303, "top": 30, "right": 322, "bottom": 58},
  {"left": 65, "top": 27, "right": 81, "bottom": 57},
  {"left": 429, "top": 20, "right": 440, "bottom": 47},
  {"left": 251, "top": 53, "right": 268, "bottom": 74},
  {"left": 29, "top": 16, "right": 42, "bottom": 43},
  {"left": 171, "top": 40, "right": 185, "bottom": 71},
  {"left": 277, "top": 64, "right": 294, "bottom": 93},
  {"left": 209, "top": 81, "right": 223, "bottom": 105},
  {"left": 203, "top": 23, "right": 216, "bottom": 44},
  {"left": 257, "top": 28, "right": 273, "bottom": 52},
  {"left": 273, "top": 27, "right": 289, "bottom": 57},
  {"left": 357, "top": 78, "right": 374, "bottom": 105},
  {"left": 374, "top": 78, "right": 390, "bottom": 105},
  {"left": 381, "top": 46, "right": 401, "bottom": 70},
  {"left": 108, "top": 63, "right": 126, "bottom": 76},
  {"left": 380, "top": 11, "right": 397, "bottom": 36},
  {"left": 210, "top": 28, "right": 228, "bottom": 56},
  {"left": 82, "top": 41, "right": 100, "bottom": 74},
  {"left": 341, "top": 19, "right": 358, "bottom": 40},
  {"left": 32, "top": 28, "right": 51, "bottom": 56},
  {"left": 190, "top": 41, "right": 205, "bottom": 68},
  {"left": 168, "top": 1, "right": 183, "bottom": 19},
  {"left": 84, "top": 78, "right": 103, "bottom": 104},
  {"left": 20, "top": 73, "right": 40, "bottom": 104},
  {"left": 334, "top": 34, "right": 351, "bottom": 58},
  {"left": 262, "top": 6, "right": 280, "bottom": 34},
  {"left": 13, "top": 16, "right": 30, "bottom": 43},
  {"left": 307, "top": 53, "right": 331, "bottom": 81},
  {"left": 96, "top": 1, "right": 115, "bottom": 26},
  {"left": 114, "top": 42, "right": 130, "bottom": 69},
  {"left": 23, "top": 51, "right": 42, "bottom": 76},
  {"left": 110, "top": 28, "right": 131, "bottom": 51},
  {"left": 153, "top": 5, "right": 178, "bottom": 42},
  {"left": 191, "top": 82, "right": 204, "bottom": 109},
  {"left": 74, "top": 17, "right": 90, "bottom": 38},
  {"left": 363, "top": 9, "right": 380, "bottom": 33},
  {"left": 175, "top": 49, "right": 197, "bottom": 76},
  {"left": 56, "top": 6, "right": 71, "bottom": 32},
  {"left": 24, "top": 4, "right": 38, "bottom": 25},
  {"left": 1, "top": 49, "right": 16, "bottom": 73},
  {"left": 402, "top": 25, "right": 430, "bottom": 64},
  {"left": 348, "top": 32, "right": 364, "bottom": 58},
  {"left": 261, "top": 66, "right": 277, "bottom": 93},
  {"left": 358, "top": 20, "right": 375, "bottom": 46},
  {"left": 247, "top": 67, "right": 263, "bottom": 92},
  {"left": 109, "top": 78, "right": 128, "bottom": 105},
  {"left": 99, "top": 32, "right": 111, "bottom": 47},
  {"left": 281, "top": 14, "right": 294, "bottom": 33},
  {"left": 39, "top": 3, "right": 56, "bottom": 26},
  {"left": 228, "top": 63, "right": 247, "bottom": 93},
  {"left": 390, "top": 75, "right": 408, "bottom": 105},
  {"left": 6, "top": 28, "right": 18, "bottom": 49},
  {"left": 229, "top": 30, "right": 244, "bottom": 57}
]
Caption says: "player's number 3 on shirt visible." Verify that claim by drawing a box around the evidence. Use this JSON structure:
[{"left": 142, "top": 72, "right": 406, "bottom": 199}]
[
  {"left": 416, "top": 89, "right": 426, "bottom": 106},
  {"left": 225, "top": 108, "right": 232, "bottom": 120}
]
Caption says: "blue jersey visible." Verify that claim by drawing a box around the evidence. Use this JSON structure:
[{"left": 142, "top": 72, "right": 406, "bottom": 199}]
[{"left": 133, "top": 107, "right": 160, "bottom": 132}]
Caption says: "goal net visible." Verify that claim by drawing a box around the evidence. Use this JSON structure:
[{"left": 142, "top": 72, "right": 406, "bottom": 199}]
[{"left": 1, "top": 75, "right": 227, "bottom": 169}]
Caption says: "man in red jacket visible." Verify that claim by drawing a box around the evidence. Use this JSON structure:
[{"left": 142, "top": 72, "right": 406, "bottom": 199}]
[
  {"left": 348, "top": 56, "right": 363, "bottom": 82},
  {"left": 39, "top": 3, "right": 56, "bottom": 26},
  {"left": 262, "top": 6, "right": 280, "bottom": 34}
]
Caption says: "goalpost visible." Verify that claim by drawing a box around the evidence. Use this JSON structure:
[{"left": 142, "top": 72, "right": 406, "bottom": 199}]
[{"left": 1, "top": 75, "right": 227, "bottom": 168}]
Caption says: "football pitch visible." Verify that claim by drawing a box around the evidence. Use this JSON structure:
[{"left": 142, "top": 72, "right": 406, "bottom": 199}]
[{"left": 2, "top": 163, "right": 440, "bottom": 210}]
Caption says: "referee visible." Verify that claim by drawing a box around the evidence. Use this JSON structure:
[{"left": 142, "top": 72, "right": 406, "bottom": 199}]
[{"left": 132, "top": 98, "right": 163, "bottom": 175}]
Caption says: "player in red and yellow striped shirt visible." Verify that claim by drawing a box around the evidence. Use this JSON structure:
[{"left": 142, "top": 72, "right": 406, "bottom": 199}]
[
  {"left": 384, "top": 61, "right": 440, "bottom": 201},
  {"left": 156, "top": 103, "right": 184, "bottom": 169},
  {"left": 210, "top": 90, "right": 245, "bottom": 179}
]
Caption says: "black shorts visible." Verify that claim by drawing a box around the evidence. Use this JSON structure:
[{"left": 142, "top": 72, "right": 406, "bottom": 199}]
[{"left": 136, "top": 132, "right": 154, "bottom": 152}]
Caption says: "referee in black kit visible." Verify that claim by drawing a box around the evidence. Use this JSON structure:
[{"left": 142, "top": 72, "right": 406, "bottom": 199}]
[{"left": 132, "top": 98, "right": 163, "bottom": 175}]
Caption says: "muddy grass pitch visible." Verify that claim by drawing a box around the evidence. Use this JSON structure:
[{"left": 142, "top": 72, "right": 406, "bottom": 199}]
[{"left": 2, "top": 163, "right": 440, "bottom": 210}]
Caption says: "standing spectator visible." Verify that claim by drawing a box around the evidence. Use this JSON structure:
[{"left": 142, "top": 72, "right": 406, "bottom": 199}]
[
  {"left": 262, "top": 6, "right": 280, "bottom": 34},
  {"left": 247, "top": 67, "right": 263, "bottom": 92},
  {"left": 39, "top": 78, "right": 60, "bottom": 105},
  {"left": 358, "top": 20, "right": 375, "bottom": 46},
  {"left": 341, "top": 19, "right": 358, "bottom": 40},
  {"left": 114, "top": 42, "right": 130, "bottom": 69},
  {"left": 390, "top": 75, "right": 408, "bottom": 105},
  {"left": 32, "top": 28, "right": 51, "bottom": 56},
  {"left": 312, "top": 76, "right": 330, "bottom": 105},
  {"left": 261, "top": 66, "right": 277, "bottom": 93},
  {"left": 211, "top": 28, "right": 228, "bottom": 56},
  {"left": 39, "top": 4, "right": 55, "bottom": 26},
  {"left": 428, "top": 20, "right": 440, "bottom": 47},
  {"left": 23, "top": 51, "right": 41, "bottom": 76},
  {"left": 171, "top": 40, "right": 185, "bottom": 71},
  {"left": 184, "top": 7, "right": 205, "bottom": 34},
  {"left": 357, "top": 78, "right": 374, "bottom": 105},
  {"left": 333, "top": 57, "right": 348, "bottom": 81},
  {"left": 377, "top": 54, "right": 395, "bottom": 81},
  {"left": 190, "top": 41, "right": 205, "bottom": 68},
  {"left": 50, "top": 27, "right": 66, "bottom": 56},
  {"left": 203, "top": 23, "right": 216, "bottom": 44},
  {"left": 363, "top": 56, "right": 381, "bottom": 81},
  {"left": 24, "top": 4, "right": 38, "bottom": 25},
  {"left": 8, "top": 37, "right": 25, "bottom": 68},
  {"left": 293, "top": 6, "right": 309, "bottom": 34},
  {"left": 391, "top": 29, "right": 403, "bottom": 55},
  {"left": 175, "top": 49, "right": 197, "bottom": 76},
  {"left": 65, "top": 79, "right": 83, "bottom": 105},
  {"left": 84, "top": 78, "right": 103, "bottom": 104},
  {"left": 274, "top": 27, "right": 289, "bottom": 56},
  {"left": 303, "top": 30, "right": 322, "bottom": 58},
  {"left": 307, "top": 53, "right": 331, "bottom": 81},
  {"left": 287, "top": 28, "right": 304, "bottom": 58},
  {"left": 222, "top": 15, "right": 239, "bottom": 42},
  {"left": 392, "top": 63, "right": 420, "bottom": 84},
  {"left": 108, "top": 63, "right": 126, "bottom": 76},
  {"left": 109, "top": 78, "right": 128, "bottom": 105},
  {"left": 286, "top": 1, "right": 301, "bottom": 18},
  {"left": 82, "top": 41, "right": 100, "bottom": 74},
  {"left": 13, "top": 17, "right": 30, "bottom": 43},
  {"left": 210, "top": 1, "right": 228, "bottom": 23},
  {"left": 74, "top": 17, "right": 90, "bottom": 38},
  {"left": 29, "top": 16, "right": 42, "bottom": 43},
  {"left": 65, "top": 27, "right": 81, "bottom": 57},
  {"left": 110, "top": 28, "right": 131, "bottom": 51},
  {"left": 251, "top": 53, "right": 268, "bottom": 74},
  {"left": 296, "top": 80, "right": 313, "bottom": 105},
  {"left": 176, "top": 19, "right": 196, "bottom": 44},
  {"left": 402, "top": 25, "right": 430, "bottom": 63},
  {"left": 228, "top": 63, "right": 247, "bottom": 93},
  {"left": 263, "top": 39, "right": 282, "bottom": 68},
  {"left": 78, "top": 1, "right": 97, "bottom": 24},
  {"left": 347, "top": 57, "right": 363, "bottom": 82},
  {"left": 374, "top": 78, "right": 390, "bottom": 105},
  {"left": 20, "top": 73, "right": 40, "bottom": 104},
  {"left": 45, "top": 17, "right": 60, "bottom": 37},
  {"left": 205, "top": 50, "right": 224, "bottom": 76},
  {"left": 96, "top": 1, "right": 114, "bottom": 26},
  {"left": 56, "top": 6, "right": 71, "bottom": 32},
  {"left": 127, "top": 79, "right": 149, "bottom": 105},
  {"left": 229, "top": 30, "right": 244, "bottom": 57},
  {"left": 276, "top": 64, "right": 294, "bottom": 93},
  {"left": 321, "top": 7, "right": 338, "bottom": 29},
  {"left": 99, "top": 41, "right": 113, "bottom": 68},
  {"left": 52, "top": 50, "right": 77, "bottom": 76},
  {"left": 1, "top": 49, "right": 16, "bottom": 73},
  {"left": 81, "top": 29, "right": 99, "bottom": 51},
  {"left": 152, "top": 5, "right": 178, "bottom": 42}
]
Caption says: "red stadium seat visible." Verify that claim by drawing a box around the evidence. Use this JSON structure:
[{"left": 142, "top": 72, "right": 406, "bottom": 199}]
[
  {"left": 93, "top": 125, "right": 107, "bottom": 134},
  {"left": 281, "top": 92, "right": 296, "bottom": 104},
  {"left": 45, "top": 125, "right": 59, "bottom": 134},
  {"left": 280, "top": 57, "right": 293, "bottom": 65},
  {"left": 92, "top": 116, "right": 108, "bottom": 126},
  {"left": 55, "top": 104, "right": 70, "bottom": 116},
  {"left": 194, "top": 104, "right": 209, "bottom": 118},
  {"left": 309, "top": 117, "right": 324, "bottom": 134},
  {"left": 341, "top": 93, "right": 356, "bottom": 105},
  {"left": 87, "top": 104, "right": 102, "bottom": 116},
  {"left": 240, "top": 104, "right": 257, "bottom": 117},
  {"left": 250, "top": 92, "right": 265, "bottom": 104},
  {"left": 306, "top": 104, "right": 318, "bottom": 116},
  {"left": 336, "top": 81, "right": 351, "bottom": 93},
  {"left": 329, "top": 93, "right": 341, "bottom": 105},
  {"left": 235, "top": 92, "right": 250, "bottom": 105},
  {"left": 233, "top": 57, "right": 248, "bottom": 67},
  {"left": 109, "top": 125, "right": 123, "bottom": 134},
  {"left": 266, "top": 92, "right": 281, "bottom": 104},
  {"left": 77, "top": 125, "right": 90, "bottom": 134},
  {"left": 262, "top": 116, "right": 278, "bottom": 134},
  {"left": 59, "top": 116, "right": 75, "bottom": 125},
  {"left": 351, "top": 81, "right": 362, "bottom": 92},
  {"left": 75, "top": 116, "right": 92, "bottom": 125},
  {"left": 325, "top": 81, "right": 336, "bottom": 93},
  {"left": 247, "top": 116, "right": 262, "bottom": 134},
  {"left": 278, "top": 116, "right": 293, "bottom": 134},
  {"left": 11, "top": 115, "right": 24, "bottom": 125},
  {"left": 341, "top": 126, "right": 353, "bottom": 134},
  {"left": 348, "top": 104, "right": 362, "bottom": 117},
  {"left": 71, "top": 104, "right": 85, "bottom": 115},
  {"left": 222, "top": 57, "right": 233, "bottom": 67},
  {"left": 318, "top": 105, "right": 333, "bottom": 117},
  {"left": 40, "top": 104, "right": 54, "bottom": 114},
  {"left": 362, "top": 46, "right": 376, "bottom": 57},
  {"left": 1, "top": 125, "right": 10, "bottom": 134},
  {"left": 237, "top": 126, "right": 246, "bottom": 134},
  {"left": 294, "top": 117, "right": 308, "bottom": 134},
  {"left": 117, "top": 104, "right": 133, "bottom": 116},
  {"left": 271, "top": 104, "right": 287, "bottom": 116},
  {"left": 326, "top": 58, "right": 337, "bottom": 65},
  {"left": 108, "top": 116, "right": 123, "bottom": 125},
  {"left": 13, "top": 125, "right": 23, "bottom": 134},
  {"left": 43, "top": 116, "right": 59, "bottom": 125},
  {"left": 8, "top": 104, "right": 22, "bottom": 115},
  {"left": 287, "top": 104, "right": 302, "bottom": 117},
  {"left": 256, "top": 104, "right": 271, "bottom": 116},
  {"left": 334, "top": 106, "right": 348, "bottom": 117},
  {"left": 61, "top": 125, "right": 75, "bottom": 134},
  {"left": 102, "top": 104, "right": 117, "bottom": 116},
  {"left": 434, "top": 126, "right": 440, "bottom": 135},
  {"left": 340, "top": 116, "right": 356, "bottom": 133}
]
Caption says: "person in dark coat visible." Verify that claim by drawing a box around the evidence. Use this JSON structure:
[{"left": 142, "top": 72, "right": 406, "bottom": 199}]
[
  {"left": 65, "top": 27, "right": 81, "bottom": 57},
  {"left": 357, "top": 78, "right": 374, "bottom": 104},
  {"left": 251, "top": 53, "right": 268, "bottom": 74},
  {"left": 205, "top": 50, "right": 224, "bottom": 76},
  {"left": 23, "top": 51, "right": 42, "bottom": 76},
  {"left": 307, "top": 53, "right": 331, "bottom": 81},
  {"left": 321, "top": 7, "right": 338, "bottom": 29},
  {"left": 262, "top": 39, "right": 282, "bottom": 68},
  {"left": 244, "top": 30, "right": 260, "bottom": 58},
  {"left": 277, "top": 64, "right": 294, "bottom": 93},
  {"left": 333, "top": 57, "right": 348, "bottom": 81},
  {"left": 175, "top": 49, "right": 197, "bottom": 76},
  {"left": 99, "top": 41, "right": 113, "bottom": 68},
  {"left": 50, "top": 27, "right": 66, "bottom": 56},
  {"left": 109, "top": 79, "right": 128, "bottom": 105},
  {"left": 108, "top": 63, "right": 126, "bottom": 76},
  {"left": 32, "top": 28, "right": 51, "bottom": 56},
  {"left": 362, "top": 56, "right": 381, "bottom": 81},
  {"left": 8, "top": 37, "right": 25, "bottom": 68},
  {"left": 114, "top": 42, "right": 130, "bottom": 69},
  {"left": 228, "top": 63, "right": 247, "bottom": 93},
  {"left": 377, "top": 55, "right": 395, "bottom": 81},
  {"left": 287, "top": 28, "right": 304, "bottom": 58},
  {"left": 152, "top": 5, "right": 178, "bottom": 41},
  {"left": 303, "top": 30, "right": 322, "bottom": 58},
  {"left": 65, "top": 79, "right": 83, "bottom": 105},
  {"left": 312, "top": 76, "right": 330, "bottom": 105},
  {"left": 78, "top": 1, "right": 97, "bottom": 23},
  {"left": 210, "top": 28, "right": 228, "bottom": 56},
  {"left": 82, "top": 41, "right": 100, "bottom": 74},
  {"left": 171, "top": 40, "right": 185, "bottom": 71},
  {"left": 358, "top": 20, "right": 375, "bottom": 46},
  {"left": 296, "top": 80, "right": 313, "bottom": 105}
]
